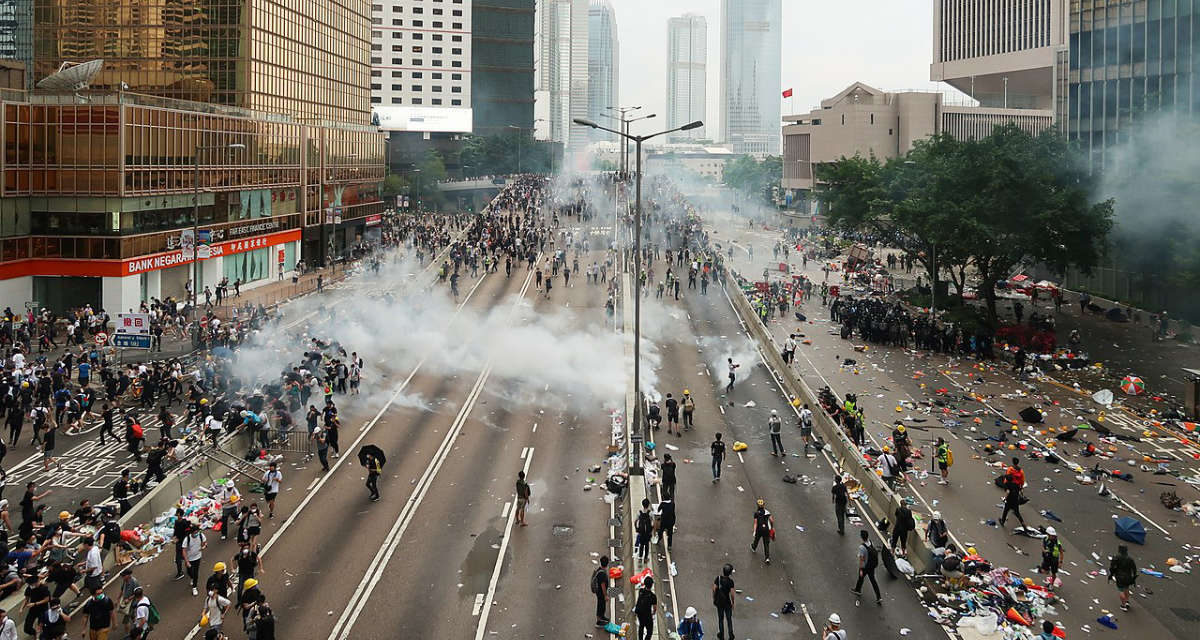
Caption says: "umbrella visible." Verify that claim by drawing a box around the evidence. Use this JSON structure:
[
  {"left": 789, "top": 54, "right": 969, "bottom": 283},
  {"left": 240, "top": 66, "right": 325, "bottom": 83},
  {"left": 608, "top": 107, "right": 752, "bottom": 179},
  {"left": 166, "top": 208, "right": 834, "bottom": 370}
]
[
  {"left": 1091, "top": 389, "right": 1114, "bottom": 406},
  {"left": 1114, "top": 516, "right": 1146, "bottom": 545},
  {"left": 1120, "top": 376, "right": 1145, "bottom": 395},
  {"left": 1055, "top": 428, "right": 1079, "bottom": 441},
  {"left": 1019, "top": 407, "right": 1044, "bottom": 424},
  {"left": 357, "top": 444, "right": 387, "bottom": 468}
]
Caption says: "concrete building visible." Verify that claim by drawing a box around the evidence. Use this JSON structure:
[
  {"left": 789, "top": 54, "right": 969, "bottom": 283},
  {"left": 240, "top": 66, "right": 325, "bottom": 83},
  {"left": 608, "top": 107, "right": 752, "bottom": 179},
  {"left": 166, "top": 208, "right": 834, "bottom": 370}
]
[
  {"left": 1062, "top": 0, "right": 1200, "bottom": 171},
  {"left": 781, "top": 82, "right": 1054, "bottom": 210},
  {"left": 1, "top": 0, "right": 384, "bottom": 313},
  {"left": 931, "top": 0, "right": 1069, "bottom": 111},
  {"left": 667, "top": 13, "right": 707, "bottom": 141},
  {"left": 587, "top": 0, "right": 618, "bottom": 141},
  {"left": 472, "top": 0, "right": 536, "bottom": 137},
  {"left": 535, "top": 0, "right": 589, "bottom": 150},
  {"left": 720, "top": 0, "right": 782, "bottom": 155},
  {"left": 369, "top": 0, "right": 472, "bottom": 112},
  {"left": 646, "top": 146, "right": 737, "bottom": 182}
]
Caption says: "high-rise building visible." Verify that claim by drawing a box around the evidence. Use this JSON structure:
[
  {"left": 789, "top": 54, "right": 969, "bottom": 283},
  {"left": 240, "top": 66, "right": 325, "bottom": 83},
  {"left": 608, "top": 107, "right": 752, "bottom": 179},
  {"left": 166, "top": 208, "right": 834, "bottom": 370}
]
[
  {"left": 1062, "top": 0, "right": 1200, "bottom": 171},
  {"left": 587, "top": 0, "right": 618, "bottom": 141},
  {"left": 0, "top": 0, "right": 31, "bottom": 87},
  {"left": 930, "top": 0, "right": 1068, "bottom": 111},
  {"left": 667, "top": 13, "right": 706, "bottom": 140},
  {"left": 719, "top": 0, "right": 781, "bottom": 155},
  {"left": 369, "top": 0, "right": 472, "bottom": 114},
  {"left": 0, "top": 0, "right": 384, "bottom": 312},
  {"left": 535, "top": 0, "right": 588, "bottom": 150},
  {"left": 472, "top": 0, "right": 536, "bottom": 137}
]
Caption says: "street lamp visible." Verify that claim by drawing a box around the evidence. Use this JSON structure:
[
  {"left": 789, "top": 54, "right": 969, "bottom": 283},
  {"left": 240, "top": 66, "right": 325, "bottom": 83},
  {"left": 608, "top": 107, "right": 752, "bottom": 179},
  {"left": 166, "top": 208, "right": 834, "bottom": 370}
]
[
  {"left": 605, "top": 106, "right": 643, "bottom": 175},
  {"left": 573, "top": 116, "right": 702, "bottom": 439},
  {"left": 192, "top": 142, "right": 245, "bottom": 320}
]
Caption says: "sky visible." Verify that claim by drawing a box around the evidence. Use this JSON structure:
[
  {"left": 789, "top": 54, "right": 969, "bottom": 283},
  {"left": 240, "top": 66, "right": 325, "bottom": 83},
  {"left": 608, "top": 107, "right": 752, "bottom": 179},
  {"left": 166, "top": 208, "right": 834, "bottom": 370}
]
[{"left": 605, "top": 0, "right": 958, "bottom": 142}]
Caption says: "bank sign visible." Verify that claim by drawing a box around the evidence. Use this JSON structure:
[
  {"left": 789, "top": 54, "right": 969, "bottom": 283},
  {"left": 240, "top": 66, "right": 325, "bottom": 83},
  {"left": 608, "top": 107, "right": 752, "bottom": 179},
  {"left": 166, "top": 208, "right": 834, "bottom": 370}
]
[{"left": 123, "top": 229, "right": 301, "bottom": 276}]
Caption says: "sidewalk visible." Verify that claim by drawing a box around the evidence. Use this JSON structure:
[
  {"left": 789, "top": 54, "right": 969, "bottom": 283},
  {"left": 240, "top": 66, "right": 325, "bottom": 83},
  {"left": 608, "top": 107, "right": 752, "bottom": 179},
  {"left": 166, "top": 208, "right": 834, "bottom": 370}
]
[{"left": 205, "top": 264, "right": 356, "bottom": 321}]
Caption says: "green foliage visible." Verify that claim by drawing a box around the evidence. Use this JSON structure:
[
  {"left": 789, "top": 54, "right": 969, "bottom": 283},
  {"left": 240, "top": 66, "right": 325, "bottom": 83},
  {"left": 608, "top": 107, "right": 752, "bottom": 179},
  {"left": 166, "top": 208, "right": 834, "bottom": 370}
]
[
  {"left": 817, "top": 124, "right": 1114, "bottom": 326},
  {"left": 459, "top": 131, "right": 552, "bottom": 176},
  {"left": 723, "top": 154, "right": 782, "bottom": 204},
  {"left": 381, "top": 173, "right": 408, "bottom": 198}
]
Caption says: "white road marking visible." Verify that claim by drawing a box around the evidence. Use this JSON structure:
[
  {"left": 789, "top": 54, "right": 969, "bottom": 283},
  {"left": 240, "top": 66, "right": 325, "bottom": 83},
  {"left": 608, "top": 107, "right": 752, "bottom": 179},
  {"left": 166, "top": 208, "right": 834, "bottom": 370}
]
[
  {"left": 473, "top": 449, "right": 534, "bottom": 639},
  {"left": 471, "top": 593, "right": 485, "bottom": 616},
  {"left": 305, "top": 477, "right": 320, "bottom": 492},
  {"left": 500, "top": 501, "right": 511, "bottom": 519},
  {"left": 737, "top": 452, "right": 745, "bottom": 464},
  {"left": 520, "top": 447, "right": 530, "bottom": 459},
  {"left": 801, "top": 603, "right": 817, "bottom": 635},
  {"left": 531, "top": 422, "right": 537, "bottom": 433}
]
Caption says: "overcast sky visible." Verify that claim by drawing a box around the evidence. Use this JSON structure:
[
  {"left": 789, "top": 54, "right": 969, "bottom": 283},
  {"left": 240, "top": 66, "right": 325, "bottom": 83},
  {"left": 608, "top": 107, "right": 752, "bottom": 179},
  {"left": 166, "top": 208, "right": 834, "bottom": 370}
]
[{"left": 606, "top": 0, "right": 958, "bottom": 141}]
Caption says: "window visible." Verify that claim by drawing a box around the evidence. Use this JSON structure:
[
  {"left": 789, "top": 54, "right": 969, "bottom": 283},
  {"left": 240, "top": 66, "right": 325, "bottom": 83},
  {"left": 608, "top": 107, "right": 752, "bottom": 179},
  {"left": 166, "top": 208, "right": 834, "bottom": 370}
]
[
  {"left": 391, "top": 84, "right": 402, "bottom": 91},
  {"left": 412, "top": 85, "right": 422, "bottom": 91},
  {"left": 432, "top": 85, "right": 442, "bottom": 92},
  {"left": 371, "top": 70, "right": 381, "bottom": 77},
  {"left": 412, "top": 46, "right": 423, "bottom": 53},
  {"left": 413, "top": 33, "right": 423, "bottom": 39},
  {"left": 451, "top": 60, "right": 461, "bottom": 67},
  {"left": 451, "top": 73, "right": 462, "bottom": 80},
  {"left": 412, "top": 98, "right": 423, "bottom": 104},
  {"left": 392, "top": 97, "right": 402, "bottom": 104},
  {"left": 371, "top": 3, "right": 381, "bottom": 10},
  {"left": 433, "top": 21, "right": 443, "bottom": 27},
  {"left": 451, "top": 86, "right": 461, "bottom": 93},
  {"left": 392, "top": 57, "right": 402, "bottom": 64},
  {"left": 433, "top": 47, "right": 442, "bottom": 53},
  {"left": 412, "top": 59, "right": 423, "bottom": 65},
  {"left": 413, "top": 20, "right": 423, "bottom": 26},
  {"left": 372, "top": 30, "right": 381, "bottom": 37},
  {"left": 452, "top": 22, "right": 462, "bottom": 29},
  {"left": 371, "top": 56, "right": 382, "bottom": 63},
  {"left": 841, "top": 114, "right": 845, "bottom": 125},
  {"left": 432, "top": 72, "right": 442, "bottom": 79},
  {"left": 372, "top": 17, "right": 381, "bottom": 24},
  {"left": 433, "top": 34, "right": 443, "bottom": 41},
  {"left": 413, "top": 7, "right": 423, "bottom": 13},
  {"left": 370, "top": 83, "right": 381, "bottom": 90},
  {"left": 371, "top": 44, "right": 381, "bottom": 51},
  {"left": 432, "top": 98, "right": 442, "bottom": 105},
  {"left": 453, "top": 9, "right": 462, "bottom": 15},
  {"left": 392, "top": 45, "right": 402, "bottom": 51},
  {"left": 452, "top": 99, "right": 462, "bottom": 106},
  {"left": 393, "top": 32, "right": 402, "bottom": 38},
  {"left": 371, "top": 96, "right": 381, "bottom": 103},
  {"left": 391, "top": 71, "right": 402, "bottom": 77},
  {"left": 870, "top": 113, "right": 874, "bottom": 124},
  {"left": 392, "top": 5, "right": 401, "bottom": 11},
  {"left": 392, "top": 19, "right": 402, "bottom": 25},
  {"left": 451, "top": 35, "right": 461, "bottom": 42},
  {"left": 412, "top": 72, "right": 423, "bottom": 78},
  {"left": 433, "top": 8, "right": 443, "bottom": 14},
  {"left": 452, "top": 48, "right": 461, "bottom": 55},
  {"left": 432, "top": 60, "right": 442, "bottom": 66}
]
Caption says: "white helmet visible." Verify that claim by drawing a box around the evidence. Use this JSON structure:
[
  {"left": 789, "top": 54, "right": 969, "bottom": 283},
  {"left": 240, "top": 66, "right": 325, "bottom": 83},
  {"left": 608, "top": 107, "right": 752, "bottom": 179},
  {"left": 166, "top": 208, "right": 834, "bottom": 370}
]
[
  {"left": 771, "top": 409, "right": 778, "bottom": 414},
  {"left": 684, "top": 606, "right": 698, "bottom": 619},
  {"left": 828, "top": 613, "right": 841, "bottom": 625},
  {"left": 1046, "top": 526, "right": 1057, "bottom": 536}
]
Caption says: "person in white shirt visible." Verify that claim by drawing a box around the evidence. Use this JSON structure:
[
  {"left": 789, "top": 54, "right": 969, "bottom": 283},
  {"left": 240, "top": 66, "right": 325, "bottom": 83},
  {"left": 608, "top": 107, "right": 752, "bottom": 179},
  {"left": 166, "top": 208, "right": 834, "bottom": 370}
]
[
  {"left": 131, "top": 588, "right": 151, "bottom": 634},
  {"left": 202, "top": 589, "right": 231, "bottom": 633},
  {"left": 0, "top": 608, "right": 17, "bottom": 640},
  {"left": 782, "top": 334, "right": 797, "bottom": 364},
  {"left": 799, "top": 404, "right": 815, "bottom": 455},
  {"left": 261, "top": 463, "right": 282, "bottom": 519},
  {"left": 182, "top": 523, "right": 207, "bottom": 596},
  {"left": 81, "top": 537, "right": 105, "bottom": 591}
]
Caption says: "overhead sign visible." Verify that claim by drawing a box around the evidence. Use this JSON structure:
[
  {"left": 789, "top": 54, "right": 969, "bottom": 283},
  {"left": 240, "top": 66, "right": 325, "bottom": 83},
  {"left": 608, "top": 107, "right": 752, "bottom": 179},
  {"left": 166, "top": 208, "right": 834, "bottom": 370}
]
[
  {"left": 365, "top": 214, "right": 382, "bottom": 227},
  {"left": 112, "top": 334, "right": 152, "bottom": 349},
  {"left": 116, "top": 313, "right": 150, "bottom": 336},
  {"left": 372, "top": 106, "right": 473, "bottom": 133},
  {"left": 123, "top": 228, "right": 302, "bottom": 276}
]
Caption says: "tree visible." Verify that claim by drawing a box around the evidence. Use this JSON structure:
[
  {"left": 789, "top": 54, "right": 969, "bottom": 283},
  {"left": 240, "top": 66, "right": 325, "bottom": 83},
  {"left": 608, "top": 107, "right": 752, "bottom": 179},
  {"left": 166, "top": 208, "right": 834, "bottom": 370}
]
[
  {"left": 380, "top": 173, "right": 408, "bottom": 199},
  {"left": 723, "top": 154, "right": 782, "bottom": 205},
  {"left": 459, "top": 131, "right": 552, "bottom": 176},
  {"left": 818, "top": 124, "right": 1114, "bottom": 325}
]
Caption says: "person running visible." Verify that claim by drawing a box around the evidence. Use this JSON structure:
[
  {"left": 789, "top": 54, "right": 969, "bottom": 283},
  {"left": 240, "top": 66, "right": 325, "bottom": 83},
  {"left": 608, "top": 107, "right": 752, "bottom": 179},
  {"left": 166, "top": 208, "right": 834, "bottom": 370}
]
[
  {"left": 850, "top": 530, "right": 882, "bottom": 605},
  {"left": 183, "top": 520, "right": 207, "bottom": 596},
  {"left": 681, "top": 390, "right": 695, "bottom": 430},
  {"left": 514, "top": 471, "right": 531, "bottom": 527},
  {"left": 634, "top": 576, "right": 657, "bottom": 640},
  {"left": 768, "top": 409, "right": 783, "bottom": 456},
  {"left": 591, "top": 555, "right": 610, "bottom": 628},
  {"left": 999, "top": 474, "right": 1028, "bottom": 532},
  {"left": 261, "top": 463, "right": 282, "bottom": 519},
  {"left": 831, "top": 475, "right": 848, "bottom": 535},
  {"left": 710, "top": 433, "right": 726, "bottom": 483},
  {"left": 664, "top": 393, "right": 680, "bottom": 436},
  {"left": 725, "top": 359, "right": 739, "bottom": 394},
  {"left": 750, "top": 499, "right": 774, "bottom": 564},
  {"left": 1108, "top": 545, "right": 1137, "bottom": 611},
  {"left": 656, "top": 497, "right": 676, "bottom": 550},
  {"left": 712, "top": 563, "right": 735, "bottom": 640}
]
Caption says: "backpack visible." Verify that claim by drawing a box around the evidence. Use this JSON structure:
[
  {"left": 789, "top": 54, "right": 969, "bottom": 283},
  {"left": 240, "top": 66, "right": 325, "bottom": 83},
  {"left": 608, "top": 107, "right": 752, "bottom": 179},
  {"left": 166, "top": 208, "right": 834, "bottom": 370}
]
[
  {"left": 635, "top": 510, "right": 653, "bottom": 535},
  {"left": 590, "top": 567, "right": 605, "bottom": 595},
  {"left": 945, "top": 448, "right": 955, "bottom": 467},
  {"left": 131, "top": 423, "right": 144, "bottom": 439},
  {"left": 862, "top": 543, "right": 879, "bottom": 571},
  {"left": 138, "top": 600, "right": 161, "bottom": 626}
]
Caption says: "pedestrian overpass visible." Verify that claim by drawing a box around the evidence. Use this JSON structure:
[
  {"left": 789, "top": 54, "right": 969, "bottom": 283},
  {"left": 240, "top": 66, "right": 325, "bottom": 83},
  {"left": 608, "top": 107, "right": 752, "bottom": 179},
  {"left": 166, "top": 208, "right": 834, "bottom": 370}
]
[{"left": 438, "top": 177, "right": 509, "bottom": 212}]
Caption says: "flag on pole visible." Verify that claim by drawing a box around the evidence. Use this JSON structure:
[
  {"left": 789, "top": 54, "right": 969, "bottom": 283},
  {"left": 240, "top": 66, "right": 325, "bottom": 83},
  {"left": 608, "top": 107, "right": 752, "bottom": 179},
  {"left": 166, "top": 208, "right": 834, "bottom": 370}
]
[{"left": 782, "top": 88, "right": 793, "bottom": 98}]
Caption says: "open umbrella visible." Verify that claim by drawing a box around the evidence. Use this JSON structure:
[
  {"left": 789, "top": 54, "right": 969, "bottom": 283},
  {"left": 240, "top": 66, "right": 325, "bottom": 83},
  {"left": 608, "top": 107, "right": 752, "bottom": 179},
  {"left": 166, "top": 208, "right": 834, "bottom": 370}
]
[
  {"left": 1120, "top": 376, "right": 1145, "bottom": 395},
  {"left": 1114, "top": 516, "right": 1146, "bottom": 545},
  {"left": 1091, "top": 389, "right": 1114, "bottom": 406},
  {"left": 357, "top": 444, "right": 387, "bottom": 468},
  {"left": 1019, "top": 407, "right": 1044, "bottom": 424}
]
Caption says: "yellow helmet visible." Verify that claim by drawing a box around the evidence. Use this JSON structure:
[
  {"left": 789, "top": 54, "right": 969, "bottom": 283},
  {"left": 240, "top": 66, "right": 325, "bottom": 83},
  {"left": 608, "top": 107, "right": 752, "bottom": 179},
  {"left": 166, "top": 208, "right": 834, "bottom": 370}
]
[
  {"left": 243, "top": 578, "right": 258, "bottom": 589},
  {"left": 21, "top": 381, "right": 29, "bottom": 389},
  {"left": 213, "top": 562, "right": 226, "bottom": 572},
  {"left": 967, "top": 547, "right": 977, "bottom": 555},
  {"left": 683, "top": 390, "right": 689, "bottom": 395},
  {"left": 756, "top": 498, "right": 765, "bottom": 507},
  {"left": 897, "top": 425, "right": 906, "bottom": 434},
  {"left": 58, "top": 511, "right": 70, "bottom": 520},
  {"left": 883, "top": 446, "right": 892, "bottom": 453},
  {"left": 200, "top": 398, "right": 209, "bottom": 405}
]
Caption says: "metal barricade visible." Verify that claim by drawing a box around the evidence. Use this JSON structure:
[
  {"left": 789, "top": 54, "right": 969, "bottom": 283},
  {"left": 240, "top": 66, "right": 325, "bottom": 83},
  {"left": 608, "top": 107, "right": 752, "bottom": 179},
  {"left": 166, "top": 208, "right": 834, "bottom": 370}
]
[{"left": 264, "top": 428, "right": 312, "bottom": 459}]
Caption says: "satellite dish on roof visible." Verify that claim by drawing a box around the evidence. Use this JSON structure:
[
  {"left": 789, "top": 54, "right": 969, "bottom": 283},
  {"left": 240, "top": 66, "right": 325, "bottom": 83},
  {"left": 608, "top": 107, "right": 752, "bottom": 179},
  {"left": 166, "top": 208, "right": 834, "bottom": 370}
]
[{"left": 36, "top": 60, "right": 104, "bottom": 92}]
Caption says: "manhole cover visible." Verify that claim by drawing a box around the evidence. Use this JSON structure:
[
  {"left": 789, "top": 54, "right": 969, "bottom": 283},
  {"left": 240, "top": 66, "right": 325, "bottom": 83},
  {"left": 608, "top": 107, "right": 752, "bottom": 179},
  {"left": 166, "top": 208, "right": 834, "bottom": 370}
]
[
  {"left": 1170, "top": 607, "right": 1200, "bottom": 622},
  {"left": 551, "top": 525, "right": 574, "bottom": 537}
]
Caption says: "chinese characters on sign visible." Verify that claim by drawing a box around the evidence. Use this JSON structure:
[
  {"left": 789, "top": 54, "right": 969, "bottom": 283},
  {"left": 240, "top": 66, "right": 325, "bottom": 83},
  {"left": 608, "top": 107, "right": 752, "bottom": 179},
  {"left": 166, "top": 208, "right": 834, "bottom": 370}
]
[{"left": 116, "top": 313, "right": 150, "bottom": 336}]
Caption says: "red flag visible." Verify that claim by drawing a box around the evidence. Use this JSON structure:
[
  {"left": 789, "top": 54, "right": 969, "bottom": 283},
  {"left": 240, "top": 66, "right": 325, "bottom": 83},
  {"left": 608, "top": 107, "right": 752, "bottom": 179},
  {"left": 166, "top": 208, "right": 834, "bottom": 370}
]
[{"left": 782, "top": 88, "right": 793, "bottom": 98}]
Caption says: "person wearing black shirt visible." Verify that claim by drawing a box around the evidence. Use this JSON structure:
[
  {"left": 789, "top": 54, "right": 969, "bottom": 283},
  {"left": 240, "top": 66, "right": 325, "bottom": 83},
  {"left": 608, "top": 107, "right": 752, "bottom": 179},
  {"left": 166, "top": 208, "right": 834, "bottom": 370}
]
[
  {"left": 831, "top": 476, "right": 849, "bottom": 535},
  {"left": 20, "top": 482, "right": 50, "bottom": 525},
  {"left": 710, "top": 433, "right": 726, "bottom": 482},
  {"left": 79, "top": 587, "right": 116, "bottom": 636},
  {"left": 36, "top": 596, "right": 69, "bottom": 639},
  {"left": 661, "top": 454, "right": 677, "bottom": 501},
  {"left": 21, "top": 574, "right": 50, "bottom": 636},
  {"left": 712, "top": 563, "right": 735, "bottom": 640},
  {"left": 633, "top": 576, "right": 657, "bottom": 640},
  {"left": 172, "top": 508, "right": 188, "bottom": 581},
  {"left": 113, "top": 469, "right": 133, "bottom": 515}
]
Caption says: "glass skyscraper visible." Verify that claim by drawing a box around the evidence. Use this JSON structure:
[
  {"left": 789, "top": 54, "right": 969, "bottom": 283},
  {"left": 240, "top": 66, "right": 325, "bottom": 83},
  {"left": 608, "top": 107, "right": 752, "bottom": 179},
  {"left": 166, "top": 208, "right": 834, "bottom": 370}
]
[
  {"left": 667, "top": 13, "right": 706, "bottom": 141},
  {"left": 720, "top": 0, "right": 781, "bottom": 155},
  {"left": 586, "top": 0, "right": 618, "bottom": 141}
]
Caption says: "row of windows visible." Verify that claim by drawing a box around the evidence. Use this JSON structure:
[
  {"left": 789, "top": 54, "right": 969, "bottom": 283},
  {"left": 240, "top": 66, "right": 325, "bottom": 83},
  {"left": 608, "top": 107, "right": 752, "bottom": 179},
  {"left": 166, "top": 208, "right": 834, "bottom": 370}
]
[
  {"left": 371, "top": 84, "right": 463, "bottom": 93},
  {"left": 370, "top": 71, "right": 464, "bottom": 80},
  {"left": 372, "top": 0, "right": 465, "bottom": 10},
  {"left": 1071, "top": 17, "right": 1198, "bottom": 71},
  {"left": 370, "top": 57, "right": 463, "bottom": 67},
  {"left": 370, "top": 97, "right": 462, "bottom": 105},
  {"left": 373, "top": 7, "right": 464, "bottom": 21}
]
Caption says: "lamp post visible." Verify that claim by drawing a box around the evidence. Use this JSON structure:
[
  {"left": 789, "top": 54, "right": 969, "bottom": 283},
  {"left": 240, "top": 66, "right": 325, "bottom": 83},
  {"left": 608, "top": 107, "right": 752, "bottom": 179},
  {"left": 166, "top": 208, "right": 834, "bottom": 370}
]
[
  {"left": 192, "top": 142, "right": 245, "bottom": 321},
  {"left": 573, "top": 116, "right": 703, "bottom": 435}
]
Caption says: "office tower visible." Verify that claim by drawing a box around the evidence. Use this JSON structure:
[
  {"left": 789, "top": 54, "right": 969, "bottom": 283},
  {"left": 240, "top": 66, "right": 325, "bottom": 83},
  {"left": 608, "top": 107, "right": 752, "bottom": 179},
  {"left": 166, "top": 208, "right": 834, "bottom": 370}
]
[
  {"left": 667, "top": 13, "right": 706, "bottom": 140},
  {"left": 473, "top": 0, "right": 536, "bottom": 136},
  {"left": 535, "top": 0, "right": 588, "bottom": 149},
  {"left": 587, "top": 0, "right": 618, "bottom": 141},
  {"left": 720, "top": 0, "right": 782, "bottom": 155}
]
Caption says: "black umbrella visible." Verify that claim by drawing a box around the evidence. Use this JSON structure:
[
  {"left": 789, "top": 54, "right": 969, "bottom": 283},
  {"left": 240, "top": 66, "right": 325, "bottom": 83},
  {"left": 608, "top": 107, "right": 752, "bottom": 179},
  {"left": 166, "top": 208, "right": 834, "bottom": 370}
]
[
  {"left": 358, "top": 444, "right": 387, "bottom": 468},
  {"left": 1055, "top": 428, "right": 1079, "bottom": 441},
  {"left": 1018, "top": 407, "right": 1044, "bottom": 424}
]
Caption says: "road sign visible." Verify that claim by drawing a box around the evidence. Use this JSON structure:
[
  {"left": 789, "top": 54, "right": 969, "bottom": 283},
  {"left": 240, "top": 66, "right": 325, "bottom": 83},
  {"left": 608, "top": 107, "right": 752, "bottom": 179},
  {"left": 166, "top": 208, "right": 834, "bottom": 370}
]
[
  {"left": 116, "top": 313, "right": 150, "bottom": 336},
  {"left": 112, "top": 334, "right": 152, "bottom": 349},
  {"left": 93, "top": 332, "right": 108, "bottom": 345},
  {"left": 24, "top": 301, "right": 38, "bottom": 310}
]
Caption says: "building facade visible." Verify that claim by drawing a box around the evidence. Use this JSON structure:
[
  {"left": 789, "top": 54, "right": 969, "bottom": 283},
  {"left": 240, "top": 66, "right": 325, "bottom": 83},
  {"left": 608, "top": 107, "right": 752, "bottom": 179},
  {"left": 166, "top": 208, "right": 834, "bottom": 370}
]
[
  {"left": 719, "top": 0, "right": 781, "bottom": 155},
  {"left": 471, "top": 0, "right": 535, "bottom": 137},
  {"left": 931, "top": 0, "right": 1069, "bottom": 111},
  {"left": 1062, "top": 0, "right": 1200, "bottom": 170},
  {"left": 0, "top": 0, "right": 383, "bottom": 313},
  {"left": 667, "top": 13, "right": 706, "bottom": 141},
  {"left": 369, "top": 0, "right": 472, "bottom": 111},
  {"left": 781, "top": 82, "right": 1053, "bottom": 210},
  {"left": 535, "top": 0, "right": 588, "bottom": 150},
  {"left": 586, "top": 0, "right": 618, "bottom": 141}
]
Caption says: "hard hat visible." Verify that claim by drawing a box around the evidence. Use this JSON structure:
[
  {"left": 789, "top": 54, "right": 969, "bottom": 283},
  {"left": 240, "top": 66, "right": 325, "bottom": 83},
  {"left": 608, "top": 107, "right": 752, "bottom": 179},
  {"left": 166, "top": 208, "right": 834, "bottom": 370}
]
[
  {"left": 756, "top": 498, "right": 765, "bottom": 507},
  {"left": 58, "top": 511, "right": 70, "bottom": 520},
  {"left": 200, "top": 398, "right": 208, "bottom": 405},
  {"left": 1023, "top": 577, "right": 1034, "bottom": 586},
  {"left": 897, "top": 425, "right": 906, "bottom": 433},
  {"left": 213, "top": 562, "right": 226, "bottom": 572},
  {"left": 966, "top": 546, "right": 977, "bottom": 555},
  {"left": 683, "top": 389, "right": 690, "bottom": 395},
  {"left": 771, "top": 409, "right": 777, "bottom": 415},
  {"left": 882, "top": 446, "right": 891, "bottom": 453},
  {"left": 684, "top": 606, "right": 697, "bottom": 618},
  {"left": 828, "top": 613, "right": 841, "bottom": 625},
  {"left": 1045, "top": 526, "right": 1056, "bottom": 536},
  {"left": 21, "top": 381, "right": 28, "bottom": 389},
  {"left": 229, "top": 494, "right": 240, "bottom": 503},
  {"left": 243, "top": 578, "right": 258, "bottom": 589},
  {"left": 932, "top": 511, "right": 941, "bottom": 520}
]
